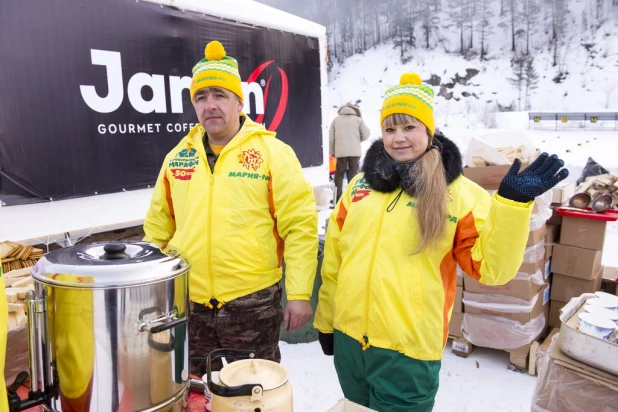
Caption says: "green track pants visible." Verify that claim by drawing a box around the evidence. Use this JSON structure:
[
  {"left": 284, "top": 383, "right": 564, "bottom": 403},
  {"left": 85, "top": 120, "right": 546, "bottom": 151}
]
[{"left": 334, "top": 330, "right": 441, "bottom": 412}]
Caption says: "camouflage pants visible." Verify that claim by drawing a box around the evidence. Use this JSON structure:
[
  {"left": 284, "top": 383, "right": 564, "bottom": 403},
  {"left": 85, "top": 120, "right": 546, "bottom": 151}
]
[{"left": 189, "top": 283, "right": 283, "bottom": 375}]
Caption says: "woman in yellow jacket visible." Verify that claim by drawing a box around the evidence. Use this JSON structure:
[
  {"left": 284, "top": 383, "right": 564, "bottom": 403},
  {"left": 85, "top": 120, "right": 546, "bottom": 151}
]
[{"left": 314, "top": 73, "right": 568, "bottom": 411}]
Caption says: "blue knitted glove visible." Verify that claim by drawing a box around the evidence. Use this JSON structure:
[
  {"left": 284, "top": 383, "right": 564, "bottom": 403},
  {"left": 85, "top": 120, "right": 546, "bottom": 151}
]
[{"left": 498, "top": 153, "right": 569, "bottom": 203}]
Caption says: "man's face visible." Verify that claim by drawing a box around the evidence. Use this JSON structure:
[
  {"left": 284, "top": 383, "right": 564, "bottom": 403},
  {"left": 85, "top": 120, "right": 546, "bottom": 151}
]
[{"left": 192, "top": 87, "right": 243, "bottom": 141}]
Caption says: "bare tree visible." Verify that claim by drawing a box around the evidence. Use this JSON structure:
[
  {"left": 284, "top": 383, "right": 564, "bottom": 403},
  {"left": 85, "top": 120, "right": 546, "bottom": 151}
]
[
  {"left": 509, "top": 0, "right": 519, "bottom": 52},
  {"left": 448, "top": 0, "right": 468, "bottom": 54},
  {"left": 550, "top": 0, "right": 568, "bottom": 67},
  {"left": 603, "top": 82, "right": 617, "bottom": 109},
  {"left": 508, "top": 54, "right": 526, "bottom": 110},
  {"left": 477, "top": 0, "right": 494, "bottom": 59},
  {"left": 468, "top": 0, "right": 478, "bottom": 49},
  {"left": 524, "top": 56, "right": 540, "bottom": 109},
  {"left": 523, "top": 0, "right": 540, "bottom": 55},
  {"left": 422, "top": 1, "right": 440, "bottom": 48}
]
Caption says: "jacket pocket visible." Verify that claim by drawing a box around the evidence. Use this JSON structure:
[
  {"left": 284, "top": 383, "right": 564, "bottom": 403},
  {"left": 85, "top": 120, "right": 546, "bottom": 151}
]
[
  {"left": 248, "top": 227, "right": 266, "bottom": 267},
  {"left": 401, "top": 267, "right": 425, "bottom": 324}
]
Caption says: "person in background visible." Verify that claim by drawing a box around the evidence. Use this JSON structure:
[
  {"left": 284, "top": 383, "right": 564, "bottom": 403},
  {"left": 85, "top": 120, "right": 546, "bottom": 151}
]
[
  {"left": 329, "top": 104, "right": 371, "bottom": 200},
  {"left": 144, "top": 40, "right": 318, "bottom": 374},
  {"left": 315, "top": 73, "right": 568, "bottom": 411}
]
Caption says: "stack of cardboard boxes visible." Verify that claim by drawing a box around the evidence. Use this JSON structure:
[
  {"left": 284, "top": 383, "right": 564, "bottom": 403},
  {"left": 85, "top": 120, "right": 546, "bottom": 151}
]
[
  {"left": 548, "top": 212, "right": 614, "bottom": 327},
  {"left": 451, "top": 166, "right": 576, "bottom": 368},
  {"left": 461, "top": 223, "right": 552, "bottom": 369}
]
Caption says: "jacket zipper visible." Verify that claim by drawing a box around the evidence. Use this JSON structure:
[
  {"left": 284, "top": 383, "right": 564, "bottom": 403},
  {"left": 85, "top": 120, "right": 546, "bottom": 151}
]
[
  {"left": 362, "top": 195, "right": 389, "bottom": 350},
  {"left": 208, "top": 171, "right": 215, "bottom": 302}
]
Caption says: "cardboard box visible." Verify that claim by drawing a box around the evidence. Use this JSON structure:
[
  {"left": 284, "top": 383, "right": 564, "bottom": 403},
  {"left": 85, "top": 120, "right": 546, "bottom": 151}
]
[
  {"left": 600, "top": 266, "right": 617, "bottom": 296},
  {"left": 519, "top": 257, "right": 547, "bottom": 277},
  {"left": 547, "top": 206, "right": 562, "bottom": 226},
  {"left": 551, "top": 244, "right": 603, "bottom": 280},
  {"left": 551, "top": 181, "right": 576, "bottom": 204},
  {"left": 544, "top": 244, "right": 553, "bottom": 261},
  {"left": 545, "top": 224, "right": 560, "bottom": 245},
  {"left": 533, "top": 342, "right": 618, "bottom": 411},
  {"left": 328, "top": 399, "right": 376, "bottom": 412},
  {"left": 462, "top": 165, "right": 512, "bottom": 191},
  {"left": 463, "top": 158, "right": 533, "bottom": 191},
  {"left": 453, "top": 285, "right": 463, "bottom": 313},
  {"left": 550, "top": 271, "right": 603, "bottom": 302},
  {"left": 451, "top": 336, "right": 474, "bottom": 357},
  {"left": 464, "top": 271, "right": 545, "bottom": 301},
  {"left": 527, "top": 224, "right": 547, "bottom": 247},
  {"left": 464, "top": 288, "right": 548, "bottom": 324},
  {"left": 559, "top": 216, "right": 607, "bottom": 251},
  {"left": 449, "top": 311, "right": 463, "bottom": 337},
  {"left": 549, "top": 299, "right": 567, "bottom": 328},
  {"left": 4, "top": 326, "right": 29, "bottom": 386}
]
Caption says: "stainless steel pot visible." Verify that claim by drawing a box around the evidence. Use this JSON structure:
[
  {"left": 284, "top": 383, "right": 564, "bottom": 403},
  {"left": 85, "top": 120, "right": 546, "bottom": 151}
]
[{"left": 23, "top": 241, "right": 190, "bottom": 412}]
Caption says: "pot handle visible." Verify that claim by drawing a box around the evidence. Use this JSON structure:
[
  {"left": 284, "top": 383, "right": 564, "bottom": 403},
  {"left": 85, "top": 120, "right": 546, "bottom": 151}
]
[
  {"left": 139, "top": 306, "right": 163, "bottom": 320},
  {"left": 147, "top": 317, "right": 188, "bottom": 352},
  {"left": 206, "top": 349, "right": 264, "bottom": 397},
  {"left": 150, "top": 317, "right": 188, "bottom": 334}
]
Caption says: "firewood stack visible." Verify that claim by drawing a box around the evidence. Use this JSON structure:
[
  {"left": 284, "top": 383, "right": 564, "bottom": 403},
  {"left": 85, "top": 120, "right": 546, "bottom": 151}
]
[
  {"left": 1, "top": 241, "right": 43, "bottom": 272},
  {"left": 471, "top": 145, "right": 528, "bottom": 167},
  {"left": 576, "top": 174, "right": 618, "bottom": 208},
  {"left": 2, "top": 241, "right": 43, "bottom": 330}
]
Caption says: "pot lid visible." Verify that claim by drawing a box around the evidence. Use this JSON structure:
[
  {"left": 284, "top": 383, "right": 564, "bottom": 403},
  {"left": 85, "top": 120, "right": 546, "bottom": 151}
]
[
  {"left": 31, "top": 241, "right": 189, "bottom": 288},
  {"left": 219, "top": 359, "right": 289, "bottom": 391}
]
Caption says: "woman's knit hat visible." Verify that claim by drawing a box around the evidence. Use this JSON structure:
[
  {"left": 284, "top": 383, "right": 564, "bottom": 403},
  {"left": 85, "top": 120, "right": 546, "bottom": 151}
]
[{"left": 380, "top": 72, "right": 435, "bottom": 135}]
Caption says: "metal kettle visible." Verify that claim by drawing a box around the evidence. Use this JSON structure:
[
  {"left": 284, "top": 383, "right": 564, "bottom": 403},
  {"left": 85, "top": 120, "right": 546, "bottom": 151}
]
[{"left": 203, "top": 349, "right": 293, "bottom": 412}]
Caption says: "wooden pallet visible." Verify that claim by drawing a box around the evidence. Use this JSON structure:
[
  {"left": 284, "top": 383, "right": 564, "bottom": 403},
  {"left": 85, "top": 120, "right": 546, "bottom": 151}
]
[
  {"left": 448, "top": 328, "right": 559, "bottom": 375},
  {"left": 507, "top": 328, "right": 559, "bottom": 375}
]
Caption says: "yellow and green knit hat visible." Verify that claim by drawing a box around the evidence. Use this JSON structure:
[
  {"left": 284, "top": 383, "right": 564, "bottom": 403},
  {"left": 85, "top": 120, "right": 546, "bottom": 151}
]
[
  {"left": 380, "top": 73, "right": 435, "bottom": 135},
  {"left": 190, "top": 41, "right": 244, "bottom": 101}
]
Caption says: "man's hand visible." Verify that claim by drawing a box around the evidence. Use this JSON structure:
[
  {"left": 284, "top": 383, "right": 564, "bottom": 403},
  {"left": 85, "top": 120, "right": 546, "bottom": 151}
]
[{"left": 283, "top": 300, "right": 313, "bottom": 332}]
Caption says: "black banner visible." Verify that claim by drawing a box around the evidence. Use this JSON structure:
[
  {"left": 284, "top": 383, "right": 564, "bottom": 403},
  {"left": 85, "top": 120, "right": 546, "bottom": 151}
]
[{"left": 0, "top": 0, "right": 323, "bottom": 205}]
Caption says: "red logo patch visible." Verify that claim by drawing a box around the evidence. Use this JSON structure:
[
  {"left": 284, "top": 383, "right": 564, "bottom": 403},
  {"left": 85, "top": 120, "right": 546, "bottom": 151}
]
[
  {"left": 246, "top": 62, "right": 288, "bottom": 131},
  {"left": 241, "top": 149, "right": 264, "bottom": 171},
  {"left": 352, "top": 189, "right": 371, "bottom": 202},
  {"left": 171, "top": 167, "right": 195, "bottom": 180}
]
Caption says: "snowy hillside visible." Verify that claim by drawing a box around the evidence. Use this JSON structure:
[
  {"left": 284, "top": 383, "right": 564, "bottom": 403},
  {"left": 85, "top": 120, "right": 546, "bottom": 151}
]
[
  {"left": 259, "top": 0, "right": 618, "bottom": 124},
  {"left": 328, "top": 36, "right": 618, "bottom": 133}
]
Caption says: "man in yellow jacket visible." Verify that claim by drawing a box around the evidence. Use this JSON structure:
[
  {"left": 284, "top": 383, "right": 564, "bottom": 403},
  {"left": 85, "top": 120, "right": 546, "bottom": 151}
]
[{"left": 144, "top": 41, "right": 318, "bottom": 373}]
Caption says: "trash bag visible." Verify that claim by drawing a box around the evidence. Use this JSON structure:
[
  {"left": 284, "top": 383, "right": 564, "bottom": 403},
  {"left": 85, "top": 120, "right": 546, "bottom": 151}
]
[{"left": 577, "top": 157, "right": 609, "bottom": 186}]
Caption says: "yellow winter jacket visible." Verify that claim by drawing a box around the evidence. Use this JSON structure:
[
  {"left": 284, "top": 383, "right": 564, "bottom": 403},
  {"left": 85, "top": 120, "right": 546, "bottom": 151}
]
[
  {"left": 0, "top": 261, "right": 8, "bottom": 412},
  {"left": 144, "top": 115, "right": 318, "bottom": 304},
  {"left": 314, "top": 137, "right": 533, "bottom": 361}
]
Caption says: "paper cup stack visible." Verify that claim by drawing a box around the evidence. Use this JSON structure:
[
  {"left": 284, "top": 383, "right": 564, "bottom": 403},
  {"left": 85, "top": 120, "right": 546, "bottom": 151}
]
[{"left": 577, "top": 292, "right": 618, "bottom": 344}]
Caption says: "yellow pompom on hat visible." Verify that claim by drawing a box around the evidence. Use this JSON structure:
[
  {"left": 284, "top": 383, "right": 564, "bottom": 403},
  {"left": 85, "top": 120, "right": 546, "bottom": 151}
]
[
  {"left": 190, "top": 40, "right": 244, "bottom": 101},
  {"left": 380, "top": 72, "right": 435, "bottom": 135}
]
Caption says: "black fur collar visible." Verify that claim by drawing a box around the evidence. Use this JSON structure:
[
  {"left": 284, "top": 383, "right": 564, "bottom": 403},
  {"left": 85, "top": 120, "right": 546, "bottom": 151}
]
[{"left": 363, "top": 133, "right": 463, "bottom": 195}]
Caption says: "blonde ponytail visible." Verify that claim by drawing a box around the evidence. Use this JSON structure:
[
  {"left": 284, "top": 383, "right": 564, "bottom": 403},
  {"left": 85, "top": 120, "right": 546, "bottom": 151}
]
[{"left": 410, "top": 143, "right": 448, "bottom": 253}]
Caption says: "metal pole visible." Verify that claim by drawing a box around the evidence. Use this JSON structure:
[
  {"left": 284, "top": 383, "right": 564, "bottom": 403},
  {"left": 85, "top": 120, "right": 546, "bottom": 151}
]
[{"left": 25, "top": 291, "right": 41, "bottom": 395}]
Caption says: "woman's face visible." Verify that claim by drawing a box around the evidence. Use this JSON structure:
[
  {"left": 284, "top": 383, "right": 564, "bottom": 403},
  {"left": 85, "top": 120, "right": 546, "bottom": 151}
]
[{"left": 381, "top": 120, "right": 429, "bottom": 163}]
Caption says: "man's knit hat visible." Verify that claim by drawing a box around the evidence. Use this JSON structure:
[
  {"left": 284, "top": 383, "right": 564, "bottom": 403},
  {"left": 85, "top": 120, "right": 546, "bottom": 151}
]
[
  {"left": 190, "top": 41, "right": 244, "bottom": 101},
  {"left": 380, "top": 73, "right": 435, "bottom": 135}
]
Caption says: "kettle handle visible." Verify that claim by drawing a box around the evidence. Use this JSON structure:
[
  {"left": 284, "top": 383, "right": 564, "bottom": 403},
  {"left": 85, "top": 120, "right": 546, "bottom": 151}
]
[{"left": 206, "top": 349, "right": 264, "bottom": 397}]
